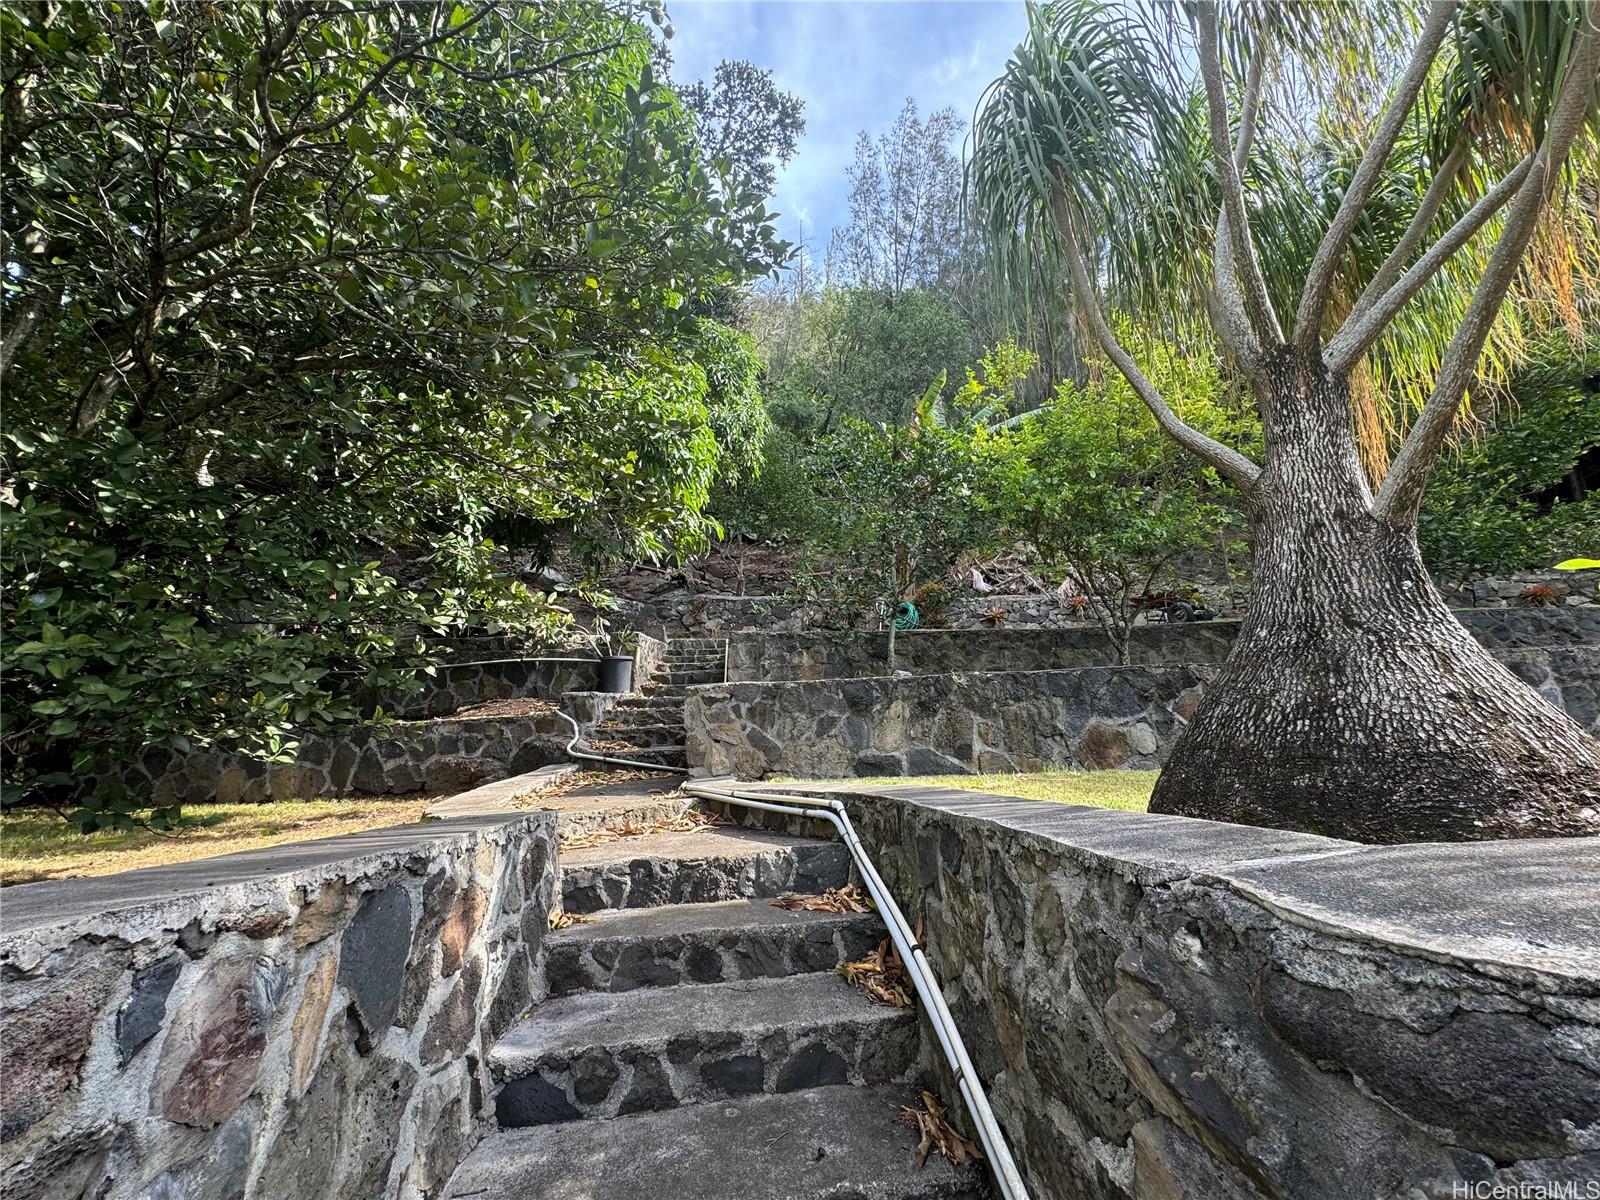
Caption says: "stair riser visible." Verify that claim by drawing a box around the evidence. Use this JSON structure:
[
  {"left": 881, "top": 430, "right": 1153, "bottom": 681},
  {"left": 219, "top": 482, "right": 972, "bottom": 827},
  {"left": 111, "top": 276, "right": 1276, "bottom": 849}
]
[
  {"left": 593, "top": 727, "right": 686, "bottom": 746},
  {"left": 494, "top": 1011, "right": 918, "bottom": 1126},
  {"left": 542, "top": 915, "right": 883, "bottom": 997},
  {"left": 603, "top": 706, "right": 683, "bottom": 721},
  {"left": 654, "top": 670, "right": 723, "bottom": 685},
  {"left": 556, "top": 799, "right": 690, "bottom": 841},
  {"left": 560, "top": 843, "right": 851, "bottom": 913}
]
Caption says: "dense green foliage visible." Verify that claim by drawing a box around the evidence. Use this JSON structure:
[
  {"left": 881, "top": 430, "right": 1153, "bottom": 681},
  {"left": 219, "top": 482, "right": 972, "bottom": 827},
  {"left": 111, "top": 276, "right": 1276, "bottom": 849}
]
[
  {"left": 988, "top": 342, "right": 1255, "bottom": 657},
  {"left": 1419, "top": 335, "right": 1600, "bottom": 580},
  {"left": 1, "top": 0, "right": 785, "bottom": 819}
]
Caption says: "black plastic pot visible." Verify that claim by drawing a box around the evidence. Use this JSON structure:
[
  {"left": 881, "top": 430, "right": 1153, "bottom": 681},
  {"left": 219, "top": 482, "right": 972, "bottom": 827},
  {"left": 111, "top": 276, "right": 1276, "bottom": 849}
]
[{"left": 598, "top": 654, "right": 634, "bottom": 693}]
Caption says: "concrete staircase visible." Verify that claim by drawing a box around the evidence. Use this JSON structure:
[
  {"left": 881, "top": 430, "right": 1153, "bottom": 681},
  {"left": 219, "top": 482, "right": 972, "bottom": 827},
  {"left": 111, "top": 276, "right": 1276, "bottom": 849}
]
[
  {"left": 584, "top": 637, "right": 726, "bottom": 771},
  {"left": 443, "top": 792, "right": 988, "bottom": 1200}
]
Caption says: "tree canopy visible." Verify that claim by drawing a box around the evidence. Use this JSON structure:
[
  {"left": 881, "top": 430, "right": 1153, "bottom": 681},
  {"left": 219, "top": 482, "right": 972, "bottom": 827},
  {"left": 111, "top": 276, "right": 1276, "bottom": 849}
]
[{"left": 0, "top": 0, "right": 787, "bottom": 819}]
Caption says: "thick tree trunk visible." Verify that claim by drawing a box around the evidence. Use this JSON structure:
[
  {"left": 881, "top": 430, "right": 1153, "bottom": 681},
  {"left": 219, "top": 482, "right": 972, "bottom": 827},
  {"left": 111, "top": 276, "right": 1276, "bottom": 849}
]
[{"left": 1149, "top": 355, "right": 1600, "bottom": 843}]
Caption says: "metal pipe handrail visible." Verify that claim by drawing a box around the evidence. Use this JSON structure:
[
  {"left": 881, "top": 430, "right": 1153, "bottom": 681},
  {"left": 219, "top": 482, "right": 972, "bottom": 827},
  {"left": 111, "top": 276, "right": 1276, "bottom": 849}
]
[
  {"left": 552, "top": 707, "right": 1029, "bottom": 1200},
  {"left": 683, "top": 779, "right": 1029, "bottom": 1200}
]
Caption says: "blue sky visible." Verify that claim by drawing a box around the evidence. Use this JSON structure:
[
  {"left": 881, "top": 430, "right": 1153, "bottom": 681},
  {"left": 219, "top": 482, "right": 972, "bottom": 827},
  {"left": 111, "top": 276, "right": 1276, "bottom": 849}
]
[{"left": 666, "top": 1, "right": 1029, "bottom": 258}]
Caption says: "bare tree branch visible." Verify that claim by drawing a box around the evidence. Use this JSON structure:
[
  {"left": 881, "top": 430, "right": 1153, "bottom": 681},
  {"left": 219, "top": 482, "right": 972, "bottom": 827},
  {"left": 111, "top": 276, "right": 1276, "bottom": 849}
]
[
  {"left": 1294, "top": 1, "right": 1457, "bottom": 354},
  {"left": 1234, "top": 47, "right": 1266, "bottom": 173},
  {"left": 1053, "top": 190, "right": 1262, "bottom": 491},
  {"left": 1325, "top": 150, "right": 1533, "bottom": 373},
  {"left": 1194, "top": 2, "right": 1282, "bottom": 349},
  {"left": 1374, "top": 17, "right": 1600, "bottom": 525},
  {"left": 1204, "top": 47, "right": 1269, "bottom": 376},
  {"left": 1341, "top": 134, "right": 1468, "bottom": 328}
]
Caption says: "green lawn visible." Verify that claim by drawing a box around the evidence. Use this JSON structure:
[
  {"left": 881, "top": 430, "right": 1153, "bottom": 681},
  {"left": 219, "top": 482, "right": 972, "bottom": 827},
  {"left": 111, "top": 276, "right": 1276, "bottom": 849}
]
[
  {"left": 788, "top": 769, "right": 1157, "bottom": 812},
  {"left": 1, "top": 799, "right": 434, "bottom": 886}
]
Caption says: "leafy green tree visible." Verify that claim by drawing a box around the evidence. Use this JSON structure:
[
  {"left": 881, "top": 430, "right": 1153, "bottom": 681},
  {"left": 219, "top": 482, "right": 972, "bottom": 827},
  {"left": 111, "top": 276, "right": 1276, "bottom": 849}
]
[
  {"left": 826, "top": 98, "right": 965, "bottom": 297},
  {"left": 756, "top": 286, "right": 979, "bottom": 432},
  {"left": 0, "top": 0, "right": 785, "bottom": 821},
  {"left": 968, "top": 0, "right": 1600, "bottom": 841},
  {"left": 990, "top": 343, "right": 1255, "bottom": 662},
  {"left": 796, "top": 411, "right": 1000, "bottom": 629},
  {"left": 682, "top": 59, "right": 804, "bottom": 195}
]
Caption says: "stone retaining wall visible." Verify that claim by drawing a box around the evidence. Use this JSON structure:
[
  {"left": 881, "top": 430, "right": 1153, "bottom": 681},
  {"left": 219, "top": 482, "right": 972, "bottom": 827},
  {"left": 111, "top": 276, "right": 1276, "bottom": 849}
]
[
  {"left": 807, "top": 786, "right": 1600, "bottom": 1199},
  {"left": 126, "top": 713, "right": 573, "bottom": 806},
  {"left": 368, "top": 657, "right": 599, "bottom": 720},
  {"left": 0, "top": 778, "right": 558, "bottom": 1200},
  {"left": 724, "top": 605, "right": 1600, "bottom": 682},
  {"left": 688, "top": 644, "right": 1600, "bottom": 779},
  {"left": 686, "top": 667, "right": 1216, "bottom": 779}
]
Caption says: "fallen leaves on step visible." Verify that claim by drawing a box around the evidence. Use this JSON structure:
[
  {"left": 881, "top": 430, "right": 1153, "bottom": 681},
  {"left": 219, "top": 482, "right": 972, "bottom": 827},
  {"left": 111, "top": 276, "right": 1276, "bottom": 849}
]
[
  {"left": 837, "top": 936, "right": 914, "bottom": 1008},
  {"left": 771, "top": 885, "right": 873, "bottom": 914},
  {"left": 558, "top": 805, "right": 730, "bottom": 850},
  {"left": 514, "top": 768, "right": 661, "bottom": 807},
  {"left": 548, "top": 908, "right": 593, "bottom": 931},
  {"left": 451, "top": 697, "right": 558, "bottom": 720},
  {"left": 902, "top": 1091, "right": 984, "bottom": 1168}
]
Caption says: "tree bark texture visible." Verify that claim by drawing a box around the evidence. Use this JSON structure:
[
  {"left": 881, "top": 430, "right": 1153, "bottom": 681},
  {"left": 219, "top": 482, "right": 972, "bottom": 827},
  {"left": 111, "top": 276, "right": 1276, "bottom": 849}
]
[{"left": 1149, "top": 352, "right": 1600, "bottom": 843}]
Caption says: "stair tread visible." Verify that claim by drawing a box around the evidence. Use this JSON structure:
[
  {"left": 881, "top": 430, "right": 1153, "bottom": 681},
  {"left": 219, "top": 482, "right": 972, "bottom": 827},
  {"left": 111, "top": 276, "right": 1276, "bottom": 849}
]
[
  {"left": 444, "top": 1085, "right": 984, "bottom": 1200},
  {"left": 558, "top": 825, "right": 828, "bottom": 869},
  {"left": 548, "top": 896, "right": 876, "bottom": 943},
  {"left": 493, "top": 973, "right": 908, "bottom": 1068}
]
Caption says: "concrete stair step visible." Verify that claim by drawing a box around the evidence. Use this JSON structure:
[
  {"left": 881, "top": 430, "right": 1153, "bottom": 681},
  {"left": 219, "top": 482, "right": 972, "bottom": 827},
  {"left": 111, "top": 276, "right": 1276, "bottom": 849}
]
[
  {"left": 543, "top": 791, "right": 691, "bottom": 840},
  {"left": 611, "top": 694, "right": 685, "bottom": 712},
  {"left": 447, "top": 1085, "right": 987, "bottom": 1199},
  {"left": 653, "top": 668, "right": 723, "bottom": 685},
  {"left": 593, "top": 721, "right": 686, "bottom": 742},
  {"left": 614, "top": 744, "right": 686, "bottom": 768},
  {"left": 560, "top": 827, "right": 851, "bottom": 913},
  {"left": 543, "top": 898, "right": 883, "bottom": 997},
  {"left": 490, "top": 974, "right": 918, "bottom": 1125}
]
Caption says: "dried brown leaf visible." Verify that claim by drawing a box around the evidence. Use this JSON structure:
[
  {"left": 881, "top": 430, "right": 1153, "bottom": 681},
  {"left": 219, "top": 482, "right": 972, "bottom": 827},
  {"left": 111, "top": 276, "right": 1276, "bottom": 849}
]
[
  {"left": 771, "top": 885, "right": 872, "bottom": 914},
  {"left": 548, "top": 908, "right": 593, "bottom": 931},
  {"left": 838, "top": 936, "right": 914, "bottom": 1008},
  {"left": 901, "top": 1091, "right": 983, "bottom": 1168}
]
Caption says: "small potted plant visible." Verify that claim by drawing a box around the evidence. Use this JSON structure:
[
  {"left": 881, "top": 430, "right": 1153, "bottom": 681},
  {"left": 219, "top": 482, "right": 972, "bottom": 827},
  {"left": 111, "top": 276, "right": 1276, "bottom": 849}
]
[{"left": 585, "top": 622, "right": 638, "bottom": 692}]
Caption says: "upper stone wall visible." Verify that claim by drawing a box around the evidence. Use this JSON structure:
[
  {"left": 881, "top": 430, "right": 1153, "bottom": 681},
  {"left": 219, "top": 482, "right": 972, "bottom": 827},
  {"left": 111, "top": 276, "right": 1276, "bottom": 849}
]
[
  {"left": 0, "top": 779, "right": 557, "bottom": 1200},
  {"left": 614, "top": 568, "right": 1593, "bottom": 640},
  {"left": 724, "top": 605, "right": 1600, "bottom": 682},
  {"left": 797, "top": 785, "right": 1600, "bottom": 1200}
]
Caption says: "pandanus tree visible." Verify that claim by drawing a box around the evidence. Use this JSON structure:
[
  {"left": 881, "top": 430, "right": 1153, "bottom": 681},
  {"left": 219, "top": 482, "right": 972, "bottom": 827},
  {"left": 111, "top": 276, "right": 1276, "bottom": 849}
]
[{"left": 969, "top": 0, "right": 1600, "bottom": 842}]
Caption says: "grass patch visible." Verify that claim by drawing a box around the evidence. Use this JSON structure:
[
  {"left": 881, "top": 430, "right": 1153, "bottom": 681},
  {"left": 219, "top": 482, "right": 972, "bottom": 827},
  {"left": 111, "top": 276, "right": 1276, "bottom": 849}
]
[
  {"left": 1, "top": 798, "right": 434, "bottom": 886},
  {"left": 787, "top": 769, "right": 1157, "bottom": 811}
]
